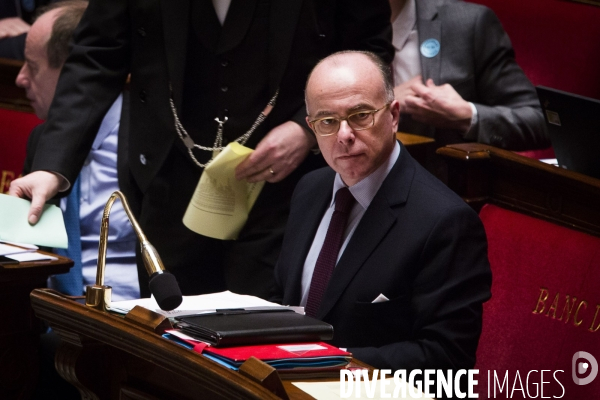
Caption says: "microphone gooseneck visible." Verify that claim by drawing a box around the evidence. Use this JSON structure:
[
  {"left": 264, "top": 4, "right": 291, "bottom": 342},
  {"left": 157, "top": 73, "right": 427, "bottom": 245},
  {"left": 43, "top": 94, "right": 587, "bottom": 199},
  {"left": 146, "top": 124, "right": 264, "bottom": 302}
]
[{"left": 85, "top": 191, "right": 183, "bottom": 311}]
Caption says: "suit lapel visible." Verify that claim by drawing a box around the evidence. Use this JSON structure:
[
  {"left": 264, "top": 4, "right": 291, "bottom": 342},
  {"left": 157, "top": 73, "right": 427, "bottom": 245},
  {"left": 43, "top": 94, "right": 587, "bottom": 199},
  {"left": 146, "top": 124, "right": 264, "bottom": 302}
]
[
  {"left": 284, "top": 173, "right": 333, "bottom": 305},
  {"left": 268, "top": 0, "right": 303, "bottom": 95},
  {"left": 317, "top": 143, "right": 415, "bottom": 319},
  {"left": 193, "top": 0, "right": 221, "bottom": 53},
  {"left": 160, "top": 0, "right": 190, "bottom": 111},
  {"left": 217, "top": 0, "right": 257, "bottom": 54},
  {"left": 416, "top": 0, "right": 443, "bottom": 84}
]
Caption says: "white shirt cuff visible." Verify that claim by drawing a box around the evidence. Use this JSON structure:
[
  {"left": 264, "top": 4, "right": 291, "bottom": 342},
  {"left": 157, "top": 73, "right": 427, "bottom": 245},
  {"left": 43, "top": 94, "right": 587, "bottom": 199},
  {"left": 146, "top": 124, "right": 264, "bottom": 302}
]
[{"left": 468, "top": 102, "right": 478, "bottom": 131}]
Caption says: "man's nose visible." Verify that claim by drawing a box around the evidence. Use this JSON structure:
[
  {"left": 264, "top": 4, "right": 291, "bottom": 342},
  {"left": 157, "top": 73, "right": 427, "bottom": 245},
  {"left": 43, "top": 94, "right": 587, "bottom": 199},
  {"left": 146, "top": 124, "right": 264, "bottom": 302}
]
[
  {"left": 15, "top": 65, "right": 28, "bottom": 88},
  {"left": 337, "top": 120, "right": 355, "bottom": 144}
]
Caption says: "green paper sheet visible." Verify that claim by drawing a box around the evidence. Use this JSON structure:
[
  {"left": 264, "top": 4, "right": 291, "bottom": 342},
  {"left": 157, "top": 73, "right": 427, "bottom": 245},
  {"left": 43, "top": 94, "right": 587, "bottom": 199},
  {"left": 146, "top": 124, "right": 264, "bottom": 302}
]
[{"left": 0, "top": 194, "right": 68, "bottom": 248}]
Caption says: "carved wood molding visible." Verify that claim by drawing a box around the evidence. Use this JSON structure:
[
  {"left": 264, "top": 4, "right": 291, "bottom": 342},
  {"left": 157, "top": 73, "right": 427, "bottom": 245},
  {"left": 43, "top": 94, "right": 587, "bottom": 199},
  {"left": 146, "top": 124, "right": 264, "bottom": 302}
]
[
  {"left": 437, "top": 143, "right": 600, "bottom": 237},
  {"left": 31, "top": 289, "right": 282, "bottom": 399}
]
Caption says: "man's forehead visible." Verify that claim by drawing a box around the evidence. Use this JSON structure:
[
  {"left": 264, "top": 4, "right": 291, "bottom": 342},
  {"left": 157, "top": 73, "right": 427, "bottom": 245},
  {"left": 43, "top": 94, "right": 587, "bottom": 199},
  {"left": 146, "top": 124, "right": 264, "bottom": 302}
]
[
  {"left": 308, "top": 74, "right": 383, "bottom": 112},
  {"left": 312, "top": 101, "right": 379, "bottom": 118},
  {"left": 23, "top": 36, "right": 45, "bottom": 65},
  {"left": 309, "top": 57, "right": 380, "bottom": 95},
  {"left": 28, "top": 8, "right": 61, "bottom": 45}
]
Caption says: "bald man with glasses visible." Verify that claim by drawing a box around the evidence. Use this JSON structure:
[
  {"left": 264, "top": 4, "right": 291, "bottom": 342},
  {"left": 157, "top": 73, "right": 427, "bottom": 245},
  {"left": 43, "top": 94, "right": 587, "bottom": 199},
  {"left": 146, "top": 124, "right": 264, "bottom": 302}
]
[{"left": 272, "top": 51, "right": 491, "bottom": 386}]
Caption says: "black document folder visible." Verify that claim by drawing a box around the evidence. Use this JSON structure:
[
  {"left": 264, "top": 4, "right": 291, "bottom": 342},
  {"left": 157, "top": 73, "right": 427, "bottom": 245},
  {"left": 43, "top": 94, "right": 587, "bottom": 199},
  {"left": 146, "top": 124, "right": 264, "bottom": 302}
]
[{"left": 174, "top": 308, "right": 334, "bottom": 347}]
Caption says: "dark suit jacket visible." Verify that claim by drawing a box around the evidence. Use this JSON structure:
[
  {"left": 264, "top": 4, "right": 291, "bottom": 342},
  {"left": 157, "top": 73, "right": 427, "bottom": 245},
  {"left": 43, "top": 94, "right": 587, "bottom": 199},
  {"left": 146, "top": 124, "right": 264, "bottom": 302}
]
[
  {"left": 31, "top": 0, "right": 393, "bottom": 193},
  {"left": 273, "top": 142, "right": 492, "bottom": 372},
  {"left": 23, "top": 92, "right": 130, "bottom": 196},
  {"left": 398, "top": 0, "right": 548, "bottom": 151}
]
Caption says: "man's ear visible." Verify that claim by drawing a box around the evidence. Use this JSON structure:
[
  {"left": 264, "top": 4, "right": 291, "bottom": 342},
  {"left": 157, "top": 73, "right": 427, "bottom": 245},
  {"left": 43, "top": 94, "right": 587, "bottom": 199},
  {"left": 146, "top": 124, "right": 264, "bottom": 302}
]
[
  {"left": 305, "top": 116, "right": 313, "bottom": 131},
  {"left": 390, "top": 100, "right": 401, "bottom": 131}
]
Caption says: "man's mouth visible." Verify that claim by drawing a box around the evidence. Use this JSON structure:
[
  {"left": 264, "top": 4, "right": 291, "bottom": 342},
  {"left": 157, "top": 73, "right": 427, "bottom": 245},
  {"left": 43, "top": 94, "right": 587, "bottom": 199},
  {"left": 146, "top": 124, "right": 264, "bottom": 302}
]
[{"left": 338, "top": 153, "right": 362, "bottom": 159}]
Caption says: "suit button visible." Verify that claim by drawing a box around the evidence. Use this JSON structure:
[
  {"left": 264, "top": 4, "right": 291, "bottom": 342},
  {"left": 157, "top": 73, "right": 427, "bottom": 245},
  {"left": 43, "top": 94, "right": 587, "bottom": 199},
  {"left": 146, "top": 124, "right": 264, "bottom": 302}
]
[
  {"left": 139, "top": 154, "right": 147, "bottom": 165},
  {"left": 221, "top": 86, "right": 228, "bottom": 92},
  {"left": 137, "top": 27, "right": 146, "bottom": 37},
  {"left": 139, "top": 90, "right": 147, "bottom": 102},
  {"left": 221, "top": 59, "right": 228, "bottom": 67}
]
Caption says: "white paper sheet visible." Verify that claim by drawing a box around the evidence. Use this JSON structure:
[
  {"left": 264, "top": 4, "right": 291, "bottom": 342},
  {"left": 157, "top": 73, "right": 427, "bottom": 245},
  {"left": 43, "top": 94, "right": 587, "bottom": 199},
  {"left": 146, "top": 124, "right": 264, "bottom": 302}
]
[{"left": 108, "top": 290, "right": 295, "bottom": 317}]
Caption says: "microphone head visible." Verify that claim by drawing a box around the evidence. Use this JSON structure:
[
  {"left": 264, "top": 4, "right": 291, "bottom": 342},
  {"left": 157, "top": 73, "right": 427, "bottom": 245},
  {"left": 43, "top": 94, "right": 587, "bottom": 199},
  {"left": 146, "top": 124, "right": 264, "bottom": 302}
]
[{"left": 149, "top": 272, "right": 183, "bottom": 311}]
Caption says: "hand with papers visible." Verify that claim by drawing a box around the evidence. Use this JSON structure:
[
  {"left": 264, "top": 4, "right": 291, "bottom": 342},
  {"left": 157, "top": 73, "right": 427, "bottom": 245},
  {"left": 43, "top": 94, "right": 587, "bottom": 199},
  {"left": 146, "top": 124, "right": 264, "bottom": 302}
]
[{"left": 0, "top": 193, "right": 68, "bottom": 248}]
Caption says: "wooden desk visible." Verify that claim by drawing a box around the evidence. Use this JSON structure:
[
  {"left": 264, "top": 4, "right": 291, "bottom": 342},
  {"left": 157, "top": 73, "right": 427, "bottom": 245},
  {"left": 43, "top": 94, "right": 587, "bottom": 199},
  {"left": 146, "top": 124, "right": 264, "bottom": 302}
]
[
  {"left": 437, "top": 143, "right": 600, "bottom": 236},
  {"left": 396, "top": 132, "right": 435, "bottom": 169},
  {"left": 30, "top": 289, "right": 368, "bottom": 399},
  {"left": 0, "top": 253, "right": 73, "bottom": 400}
]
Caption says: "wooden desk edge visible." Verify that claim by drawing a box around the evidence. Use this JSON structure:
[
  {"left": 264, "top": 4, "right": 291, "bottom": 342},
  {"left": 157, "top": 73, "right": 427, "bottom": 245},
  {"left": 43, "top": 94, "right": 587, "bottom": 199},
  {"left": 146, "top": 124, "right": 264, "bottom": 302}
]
[{"left": 30, "top": 288, "right": 368, "bottom": 399}]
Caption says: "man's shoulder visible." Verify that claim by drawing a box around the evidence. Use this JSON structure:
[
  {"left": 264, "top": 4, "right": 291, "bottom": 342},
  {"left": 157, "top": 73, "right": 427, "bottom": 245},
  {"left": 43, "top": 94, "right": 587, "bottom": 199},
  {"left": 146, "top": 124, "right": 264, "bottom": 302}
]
[
  {"left": 437, "top": 0, "right": 497, "bottom": 21},
  {"left": 297, "top": 166, "right": 335, "bottom": 191},
  {"left": 409, "top": 160, "right": 473, "bottom": 213}
]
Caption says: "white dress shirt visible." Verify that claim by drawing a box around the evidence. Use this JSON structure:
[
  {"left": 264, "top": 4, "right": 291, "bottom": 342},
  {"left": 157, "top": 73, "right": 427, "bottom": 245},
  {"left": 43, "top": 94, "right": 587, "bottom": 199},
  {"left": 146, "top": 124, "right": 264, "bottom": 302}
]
[
  {"left": 300, "top": 142, "right": 401, "bottom": 306},
  {"left": 391, "top": 0, "right": 420, "bottom": 86},
  {"left": 212, "top": 0, "right": 231, "bottom": 25}
]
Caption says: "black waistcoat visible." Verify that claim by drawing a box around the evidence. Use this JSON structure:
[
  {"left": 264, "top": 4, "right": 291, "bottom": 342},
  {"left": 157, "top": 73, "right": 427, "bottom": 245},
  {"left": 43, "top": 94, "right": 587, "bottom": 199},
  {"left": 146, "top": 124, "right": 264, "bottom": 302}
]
[{"left": 181, "top": 0, "right": 271, "bottom": 165}]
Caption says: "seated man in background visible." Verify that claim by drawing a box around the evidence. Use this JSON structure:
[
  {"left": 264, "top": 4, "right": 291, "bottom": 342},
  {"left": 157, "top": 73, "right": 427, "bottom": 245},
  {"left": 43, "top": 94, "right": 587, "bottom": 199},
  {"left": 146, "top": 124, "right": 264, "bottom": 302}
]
[
  {"left": 0, "top": 0, "right": 52, "bottom": 59},
  {"left": 273, "top": 51, "right": 491, "bottom": 384},
  {"left": 389, "top": 0, "right": 548, "bottom": 151},
  {"left": 18, "top": 0, "right": 138, "bottom": 301}
]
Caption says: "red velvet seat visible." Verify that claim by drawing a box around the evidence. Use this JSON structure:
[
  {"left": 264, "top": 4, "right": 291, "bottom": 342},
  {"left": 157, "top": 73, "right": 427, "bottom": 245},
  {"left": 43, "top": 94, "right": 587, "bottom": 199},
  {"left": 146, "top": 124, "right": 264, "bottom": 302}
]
[
  {"left": 469, "top": 0, "right": 600, "bottom": 100},
  {"left": 469, "top": 0, "right": 600, "bottom": 160},
  {"left": 475, "top": 204, "right": 600, "bottom": 398},
  {"left": 0, "top": 108, "right": 41, "bottom": 193},
  {"left": 437, "top": 143, "right": 600, "bottom": 399}
]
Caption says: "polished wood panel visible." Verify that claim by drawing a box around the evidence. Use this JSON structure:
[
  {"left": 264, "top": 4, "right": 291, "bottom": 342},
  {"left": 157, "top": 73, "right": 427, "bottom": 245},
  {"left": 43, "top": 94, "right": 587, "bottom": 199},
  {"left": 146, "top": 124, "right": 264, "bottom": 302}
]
[
  {"left": 30, "top": 289, "right": 368, "bottom": 399},
  {"left": 437, "top": 143, "right": 600, "bottom": 237},
  {"left": 0, "top": 253, "right": 73, "bottom": 400},
  {"left": 397, "top": 132, "right": 436, "bottom": 169}
]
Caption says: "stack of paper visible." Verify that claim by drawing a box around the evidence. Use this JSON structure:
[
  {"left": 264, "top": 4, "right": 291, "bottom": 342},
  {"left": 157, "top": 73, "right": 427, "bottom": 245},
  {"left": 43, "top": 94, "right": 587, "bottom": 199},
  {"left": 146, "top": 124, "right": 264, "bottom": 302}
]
[{"left": 0, "top": 241, "right": 57, "bottom": 263}]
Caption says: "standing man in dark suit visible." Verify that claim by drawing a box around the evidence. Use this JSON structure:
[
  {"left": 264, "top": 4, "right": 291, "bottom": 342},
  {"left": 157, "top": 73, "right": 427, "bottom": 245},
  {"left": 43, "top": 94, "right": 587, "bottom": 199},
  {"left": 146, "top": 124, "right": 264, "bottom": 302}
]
[
  {"left": 9, "top": 0, "right": 394, "bottom": 298},
  {"left": 389, "top": 0, "right": 548, "bottom": 151},
  {"left": 273, "top": 51, "right": 492, "bottom": 376}
]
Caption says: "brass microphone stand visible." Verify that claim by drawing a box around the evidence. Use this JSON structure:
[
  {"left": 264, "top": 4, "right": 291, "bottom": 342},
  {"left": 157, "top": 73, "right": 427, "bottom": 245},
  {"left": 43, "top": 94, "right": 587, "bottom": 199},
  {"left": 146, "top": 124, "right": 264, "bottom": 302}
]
[{"left": 85, "top": 191, "right": 174, "bottom": 311}]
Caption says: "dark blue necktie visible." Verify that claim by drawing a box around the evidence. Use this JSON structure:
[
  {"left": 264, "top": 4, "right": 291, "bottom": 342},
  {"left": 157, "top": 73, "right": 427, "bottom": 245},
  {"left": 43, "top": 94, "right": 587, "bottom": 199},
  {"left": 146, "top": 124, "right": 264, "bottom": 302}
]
[{"left": 51, "top": 178, "right": 83, "bottom": 296}]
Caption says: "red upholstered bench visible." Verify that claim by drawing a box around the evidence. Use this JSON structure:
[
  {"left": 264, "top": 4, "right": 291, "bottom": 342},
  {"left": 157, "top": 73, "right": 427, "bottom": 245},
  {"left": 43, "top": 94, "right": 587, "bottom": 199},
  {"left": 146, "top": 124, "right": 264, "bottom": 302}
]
[
  {"left": 0, "top": 58, "right": 41, "bottom": 193},
  {"left": 477, "top": 204, "right": 600, "bottom": 398},
  {"left": 0, "top": 108, "right": 41, "bottom": 193},
  {"left": 469, "top": 0, "right": 600, "bottom": 160},
  {"left": 469, "top": 0, "right": 600, "bottom": 100},
  {"left": 438, "top": 143, "right": 600, "bottom": 399}
]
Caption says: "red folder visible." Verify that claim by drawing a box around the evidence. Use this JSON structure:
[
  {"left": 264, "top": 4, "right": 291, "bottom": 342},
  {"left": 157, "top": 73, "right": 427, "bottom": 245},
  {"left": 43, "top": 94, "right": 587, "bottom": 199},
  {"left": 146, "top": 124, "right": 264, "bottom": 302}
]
[
  {"left": 203, "top": 342, "right": 351, "bottom": 363},
  {"left": 164, "top": 332, "right": 351, "bottom": 377}
]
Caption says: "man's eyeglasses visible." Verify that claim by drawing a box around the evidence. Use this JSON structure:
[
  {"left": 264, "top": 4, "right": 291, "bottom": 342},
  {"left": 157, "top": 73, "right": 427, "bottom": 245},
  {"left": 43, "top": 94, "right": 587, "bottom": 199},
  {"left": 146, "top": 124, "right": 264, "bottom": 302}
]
[{"left": 308, "top": 103, "right": 390, "bottom": 137}]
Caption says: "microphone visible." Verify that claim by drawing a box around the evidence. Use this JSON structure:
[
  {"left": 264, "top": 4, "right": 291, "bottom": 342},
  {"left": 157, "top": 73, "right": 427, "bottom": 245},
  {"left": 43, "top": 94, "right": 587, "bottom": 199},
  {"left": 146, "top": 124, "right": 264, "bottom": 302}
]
[{"left": 85, "top": 191, "right": 183, "bottom": 311}]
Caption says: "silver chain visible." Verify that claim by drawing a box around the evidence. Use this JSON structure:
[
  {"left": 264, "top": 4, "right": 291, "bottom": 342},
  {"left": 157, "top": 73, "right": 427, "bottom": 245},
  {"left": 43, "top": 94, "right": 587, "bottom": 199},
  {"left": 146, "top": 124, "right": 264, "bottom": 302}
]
[{"left": 170, "top": 90, "right": 279, "bottom": 168}]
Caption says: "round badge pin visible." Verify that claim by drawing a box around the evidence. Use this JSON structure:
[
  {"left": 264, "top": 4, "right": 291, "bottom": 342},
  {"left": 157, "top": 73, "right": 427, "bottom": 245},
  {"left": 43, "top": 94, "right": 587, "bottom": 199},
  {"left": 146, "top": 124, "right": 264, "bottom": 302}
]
[{"left": 420, "top": 39, "right": 440, "bottom": 58}]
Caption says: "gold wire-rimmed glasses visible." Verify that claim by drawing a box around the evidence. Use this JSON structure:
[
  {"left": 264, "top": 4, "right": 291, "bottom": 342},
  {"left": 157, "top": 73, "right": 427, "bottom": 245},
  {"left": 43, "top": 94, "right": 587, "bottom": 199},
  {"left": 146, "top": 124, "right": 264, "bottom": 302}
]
[{"left": 308, "top": 103, "right": 391, "bottom": 137}]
